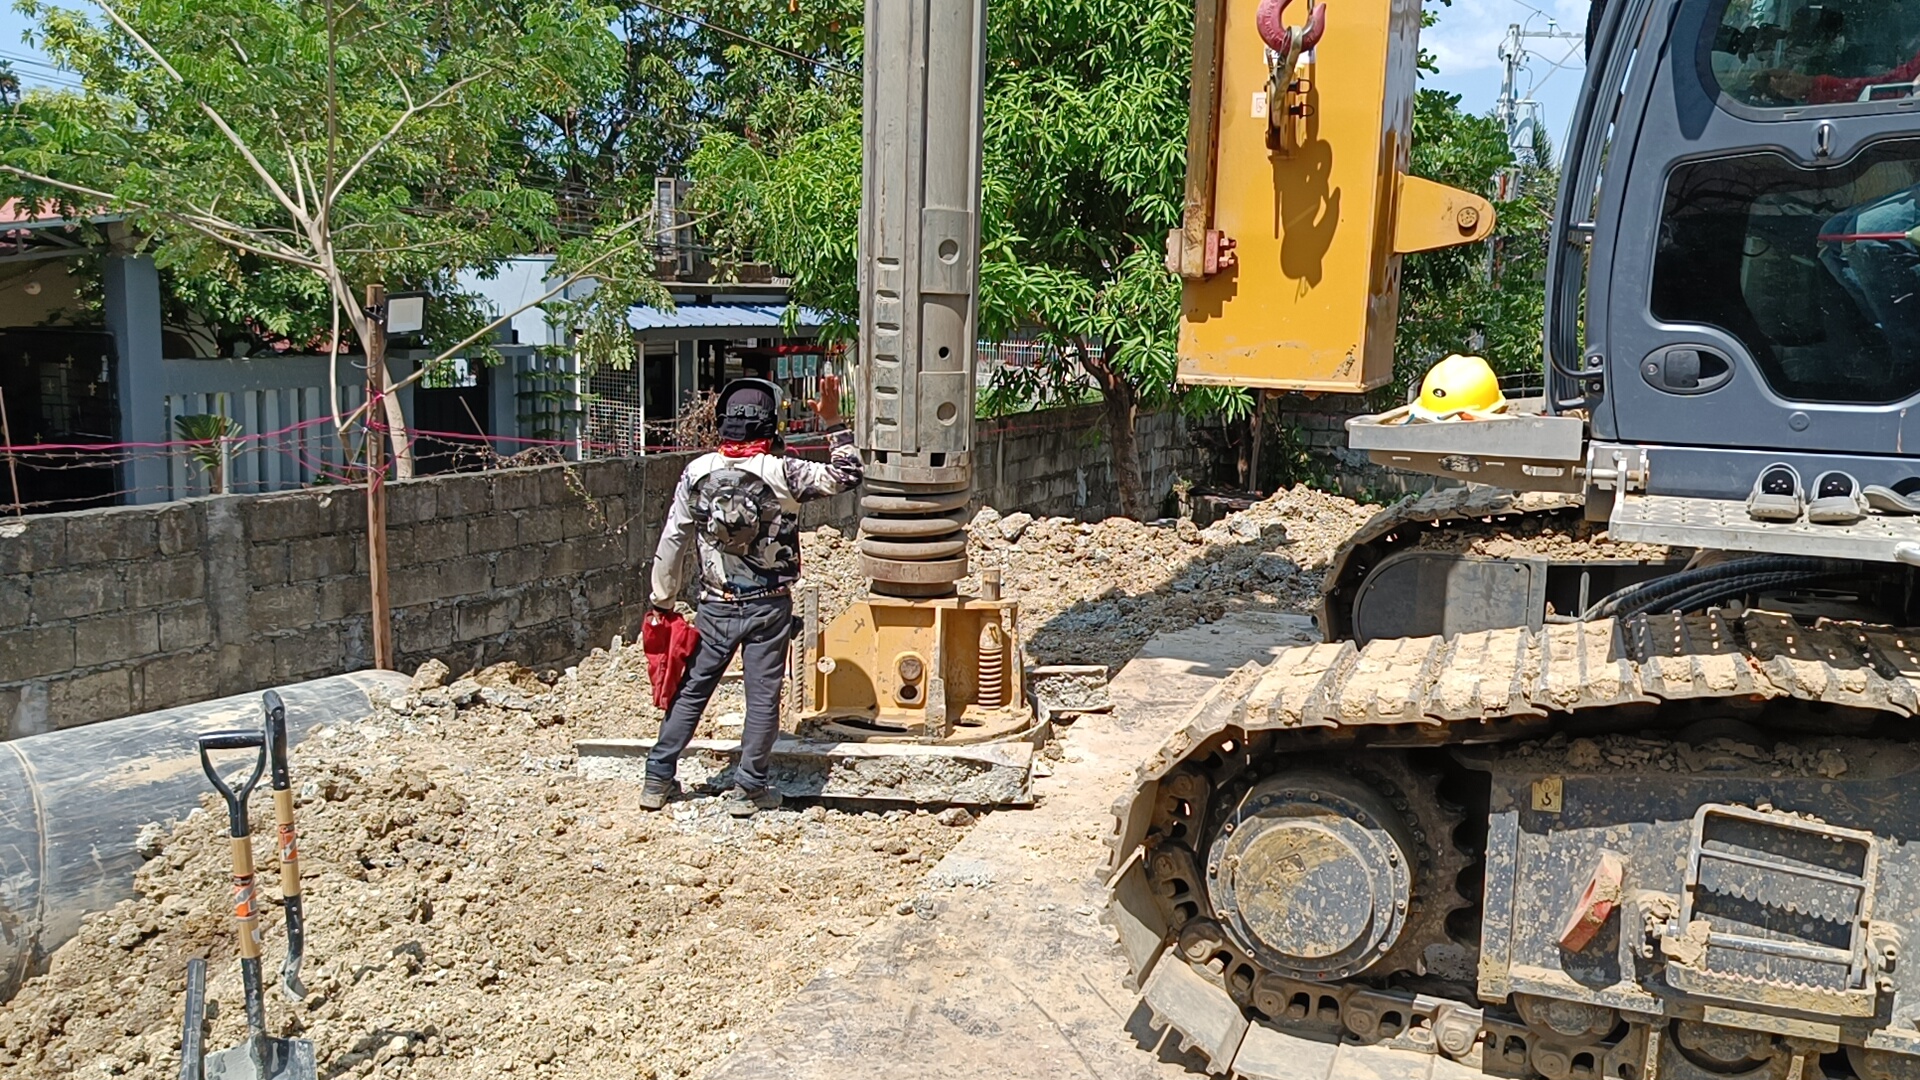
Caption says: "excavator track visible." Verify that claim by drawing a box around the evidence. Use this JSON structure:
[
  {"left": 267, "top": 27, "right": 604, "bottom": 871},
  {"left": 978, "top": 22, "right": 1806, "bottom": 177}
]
[
  {"left": 1106, "top": 609, "right": 1920, "bottom": 1080},
  {"left": 1319, "top": 489, "right": 1679, "bottom": 642}
]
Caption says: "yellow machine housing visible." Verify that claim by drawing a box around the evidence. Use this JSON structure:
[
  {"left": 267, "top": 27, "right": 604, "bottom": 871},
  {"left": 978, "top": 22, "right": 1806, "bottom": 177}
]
[
  {"left": 1171, "top": 0, "right": 1494, "bottom": 392},
  {"left": 797, "top": 576, "right": 1030, "bottom": 744}
]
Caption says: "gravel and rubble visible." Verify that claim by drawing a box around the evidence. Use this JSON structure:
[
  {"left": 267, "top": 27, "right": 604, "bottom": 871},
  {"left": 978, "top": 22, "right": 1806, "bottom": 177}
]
[
  {"left": 0, "top": 485, "right": 1394, "bottom": 1079},
  {"left": 806, "top": 484, "right": 1380, "bottom": 673},
  {"left": 0, "top": 661, "right": 965, "bottom": 1080}
]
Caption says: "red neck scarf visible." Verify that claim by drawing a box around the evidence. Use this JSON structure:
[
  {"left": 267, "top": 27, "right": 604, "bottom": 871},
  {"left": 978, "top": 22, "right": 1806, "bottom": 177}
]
[{"left": 719, "top": 439, "right": 773, "bottom": 458}]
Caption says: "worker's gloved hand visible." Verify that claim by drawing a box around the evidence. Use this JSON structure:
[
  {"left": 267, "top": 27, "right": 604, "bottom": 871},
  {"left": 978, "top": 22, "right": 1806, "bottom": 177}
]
[
  {"left": 808, "top": 374, "right": 844, "bottom": 429},
  {"left": 641, "top": 608, "right": 700, "bottom": 711}
]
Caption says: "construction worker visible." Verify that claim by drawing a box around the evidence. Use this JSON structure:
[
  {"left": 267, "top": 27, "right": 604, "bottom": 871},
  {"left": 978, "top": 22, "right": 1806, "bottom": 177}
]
[{"left": 642, "top": 375, "right": 863, "bottom": 817}]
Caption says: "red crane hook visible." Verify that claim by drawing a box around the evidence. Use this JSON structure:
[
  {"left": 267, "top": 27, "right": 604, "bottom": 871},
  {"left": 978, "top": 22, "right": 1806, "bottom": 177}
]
[{"left": 1256, "top": 0, "right": 1327, "bottom": 55}]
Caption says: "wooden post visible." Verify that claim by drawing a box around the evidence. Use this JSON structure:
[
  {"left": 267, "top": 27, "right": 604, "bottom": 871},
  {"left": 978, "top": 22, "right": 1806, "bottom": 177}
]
[
  {"left": 365, "top": 284, "right": 393, "bottom": 670},
  {"left": 0, "top": 386, "right": 20, "bottom": 516},
  {"left": 1247, "top": 390, "right": 1266, "bottom": 496}
]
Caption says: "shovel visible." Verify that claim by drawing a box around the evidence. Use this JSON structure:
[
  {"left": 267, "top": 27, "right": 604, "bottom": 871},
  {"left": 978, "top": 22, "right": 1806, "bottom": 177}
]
[
  {"left": 178, "top": 957, "right": 208, "bottom": 1080},
  {"left": 197, "top": 729, "right": 317, "bottom": 1080},
  {"left": 260, "top": 691, "right": 306, "bottom": 1001}
]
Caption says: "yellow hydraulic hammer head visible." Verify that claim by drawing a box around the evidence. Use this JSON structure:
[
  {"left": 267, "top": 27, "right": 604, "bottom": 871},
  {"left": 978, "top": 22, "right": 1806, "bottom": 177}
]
[{"left": 1168, "top": 0, "right": 1496, "bottom": 393}]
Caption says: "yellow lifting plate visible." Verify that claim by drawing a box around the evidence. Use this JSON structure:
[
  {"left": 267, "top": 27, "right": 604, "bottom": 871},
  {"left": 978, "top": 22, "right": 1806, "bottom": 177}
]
[
  {"left": 1173, "top": 0, "right": 1493, "bottom": 393},
  {"left": 799, "top": 592, "right": 1032, "bottom": 744},
  {"left": 1393, "top": 174, "right": 1495, "bottom": 254}
]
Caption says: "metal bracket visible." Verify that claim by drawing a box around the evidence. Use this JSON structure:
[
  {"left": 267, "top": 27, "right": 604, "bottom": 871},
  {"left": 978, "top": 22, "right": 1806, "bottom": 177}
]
[
  {"left": 1661, "top": 805, "right": 1880, "bottom": 1016},
  {"left": 1586, "top": 443, "right": 1648, "bottom": 493}
]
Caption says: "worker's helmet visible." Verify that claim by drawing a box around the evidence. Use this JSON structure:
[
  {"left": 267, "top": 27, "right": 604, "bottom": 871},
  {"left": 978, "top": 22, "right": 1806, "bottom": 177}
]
[
  {"left": 716, "top": 377, "right": 785, "bottom": 441},
  {"left": 1410, "top": 354, "right": 1507, "bottom": 421}
]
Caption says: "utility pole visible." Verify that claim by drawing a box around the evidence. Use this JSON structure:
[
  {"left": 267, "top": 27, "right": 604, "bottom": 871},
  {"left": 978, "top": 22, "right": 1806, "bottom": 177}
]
[
  {"left": 1494, "top": 21, "right": 1582, "bottom": 201},
  {"left": 364, "top": 284, "right": 393, "bottom": 670}
]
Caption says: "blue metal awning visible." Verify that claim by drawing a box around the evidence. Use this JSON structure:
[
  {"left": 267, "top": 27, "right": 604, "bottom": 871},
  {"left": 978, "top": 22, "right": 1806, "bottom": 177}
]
[{"left": 627, "top": 302, "right": 830, "bottom": 334}]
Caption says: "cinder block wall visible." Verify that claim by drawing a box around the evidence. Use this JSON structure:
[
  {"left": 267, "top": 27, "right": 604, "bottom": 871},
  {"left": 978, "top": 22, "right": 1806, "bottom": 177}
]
[
  {"left": 0, "top": 407, "right": 1202, "bottom": 737},
  {"left": 0, "top": 456, "right": 682, "bottom": 738},
  {"left": 975, "top": 405, "right": 1194, "bottom": 519}
]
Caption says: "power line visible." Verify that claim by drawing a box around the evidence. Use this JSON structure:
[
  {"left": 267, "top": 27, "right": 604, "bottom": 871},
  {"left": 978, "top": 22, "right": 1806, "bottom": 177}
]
[
  {"left": 627, "top": 0, "right": 854, "bottom": 75},
  {"left": 0, "top": 51, "right": 86, "bottom": 90}
]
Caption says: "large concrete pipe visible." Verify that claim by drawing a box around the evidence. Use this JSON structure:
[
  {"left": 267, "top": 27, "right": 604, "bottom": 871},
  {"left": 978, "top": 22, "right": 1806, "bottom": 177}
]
[{"left": 0, "top": 669, "right": 408, "bottom": 1001}]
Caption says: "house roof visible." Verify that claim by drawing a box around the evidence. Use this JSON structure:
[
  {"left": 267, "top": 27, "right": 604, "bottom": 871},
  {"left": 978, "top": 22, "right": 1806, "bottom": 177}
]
[{"left": 627, "top": 302, "right": 829, "bottom": 335}]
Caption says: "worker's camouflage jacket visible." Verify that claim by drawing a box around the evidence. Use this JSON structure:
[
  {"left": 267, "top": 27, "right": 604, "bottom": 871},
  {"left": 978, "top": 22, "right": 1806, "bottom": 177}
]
[{"left": 650, "top": 427, "right": 864, "bottom": 606}]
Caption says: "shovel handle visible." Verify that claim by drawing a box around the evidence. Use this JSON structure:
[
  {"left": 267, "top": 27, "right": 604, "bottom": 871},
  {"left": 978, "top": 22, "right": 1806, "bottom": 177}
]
[
  {"left": 261, "top": 691, "right": 307, "bottom": 1000},
  {"left": 262, "top": 690, "right": 291, "bottom": 791},
  {"left": 198, "top": 730, "right": 265, "bottom": 839},
  {"left": 178, "top": 957, "right": 207, "bottom": 1080}
]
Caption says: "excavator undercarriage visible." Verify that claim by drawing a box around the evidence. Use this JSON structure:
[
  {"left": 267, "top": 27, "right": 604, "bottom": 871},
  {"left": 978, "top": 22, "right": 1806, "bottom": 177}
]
[{"left": 1107, "top": 602, "right": 1920, "bottom": 1080}]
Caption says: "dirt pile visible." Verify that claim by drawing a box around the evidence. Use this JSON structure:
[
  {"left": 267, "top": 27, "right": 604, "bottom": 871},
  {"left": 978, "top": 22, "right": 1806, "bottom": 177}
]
[
  {"left": 805, "top": 485, "right": 1378, "bottom": 672},
  {"left": 1411, "top": 511, "right": 1676, "bottom": 563},
  {"left": 0, "top": 663, "right": 965, "bottom": 1080}
]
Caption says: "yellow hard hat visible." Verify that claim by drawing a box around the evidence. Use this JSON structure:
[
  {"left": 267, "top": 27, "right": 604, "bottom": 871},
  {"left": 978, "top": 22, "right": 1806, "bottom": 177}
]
[{"left": 1410, "top": 354, "right": 1506, "bottom": 421}]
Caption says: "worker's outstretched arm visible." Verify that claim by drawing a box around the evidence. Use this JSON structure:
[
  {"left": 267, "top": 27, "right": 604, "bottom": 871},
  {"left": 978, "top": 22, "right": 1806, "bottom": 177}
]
[
  {"left": 650, "top": 471, "right": 698, "bottom": 608},
  {"left": 784, "top": 427, "right": 865, "bottom": 502},
  {"left": 784, "top": 375, "right": 864, "bottom": 502}
]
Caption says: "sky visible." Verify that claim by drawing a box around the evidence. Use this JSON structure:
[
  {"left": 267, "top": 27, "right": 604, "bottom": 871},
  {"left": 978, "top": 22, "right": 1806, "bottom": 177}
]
[
  {"left": 0, "top": 0, "right": 1592, "bottom": 161},
  {"left": 1424, "top": 0, "right": 1592, "bottom": 153}
]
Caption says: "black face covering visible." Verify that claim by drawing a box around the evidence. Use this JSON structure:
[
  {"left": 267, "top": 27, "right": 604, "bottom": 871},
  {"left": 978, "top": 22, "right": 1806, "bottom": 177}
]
[{"left": 718, "top": 386, "right": 776, "bottom": 442}]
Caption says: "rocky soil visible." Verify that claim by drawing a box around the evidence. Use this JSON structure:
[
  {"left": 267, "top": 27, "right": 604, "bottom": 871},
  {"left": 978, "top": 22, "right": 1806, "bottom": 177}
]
[
  {"left": 0, "top": 662, "right": 967, "bottom": 1080},
  {"left": 2, "top": 484, "right": 1539, "bottom": 1080}
]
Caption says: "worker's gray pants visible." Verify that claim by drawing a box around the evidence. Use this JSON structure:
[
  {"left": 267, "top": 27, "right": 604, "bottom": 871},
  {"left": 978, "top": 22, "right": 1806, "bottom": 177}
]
[{"left": 646, "top": 594, "right": 792, "bottom": 793}]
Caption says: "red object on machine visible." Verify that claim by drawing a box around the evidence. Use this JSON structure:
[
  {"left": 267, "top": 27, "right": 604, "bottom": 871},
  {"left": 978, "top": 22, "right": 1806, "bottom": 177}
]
[
  {"left": 1558, "top": 850, "right": 1627, "bottom": 952},
  {"left": 1256, "top": 0, "right": 1327, "bottom": 54},
  {"left": 642, "top": 610, "right": 700, "bottom": 710}
]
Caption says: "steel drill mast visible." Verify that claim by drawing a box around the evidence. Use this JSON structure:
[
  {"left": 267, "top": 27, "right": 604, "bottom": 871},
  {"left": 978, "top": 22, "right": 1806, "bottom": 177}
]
[
  {"left": 796, "top": 0, "right": 1025, "bottom": 741},
  {"left": 854, "top": 0, "right": 986, "bottom": 597}
]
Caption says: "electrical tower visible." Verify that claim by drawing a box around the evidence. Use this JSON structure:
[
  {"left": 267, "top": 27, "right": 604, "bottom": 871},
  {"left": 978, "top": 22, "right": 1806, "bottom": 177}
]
[{"left": 1494, "top": 19, "right": 1582, "bottom": 200}]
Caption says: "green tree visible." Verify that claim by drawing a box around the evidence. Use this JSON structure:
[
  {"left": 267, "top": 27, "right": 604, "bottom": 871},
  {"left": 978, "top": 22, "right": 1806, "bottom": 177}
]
[
  {"left": 683, "top": 6, "right": 1553, "bottom": 509},
  {"left": 521, "top": 1, "right": 862, "bottom": 230},
  {"left": 690, "top": 0, "right": 1205, "bottom": 517},
  {"left": 1395, "top": 87, "right": 1553, "bottom": 400},
  {"left": 2, "top": 0, "right": 647, "bottom": 474}
]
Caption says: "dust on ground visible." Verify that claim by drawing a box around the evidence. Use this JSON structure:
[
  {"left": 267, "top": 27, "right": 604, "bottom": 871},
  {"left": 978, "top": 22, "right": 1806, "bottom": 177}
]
[
  {"left": 0, "top": 485, "right": 1427, "bottom": 1079},
  {"left": 808, "top": 484, "right": 1379, "bottom": 673},
  {"left": 1410, "top": 511, "right": 1676, "bottom": 563}
]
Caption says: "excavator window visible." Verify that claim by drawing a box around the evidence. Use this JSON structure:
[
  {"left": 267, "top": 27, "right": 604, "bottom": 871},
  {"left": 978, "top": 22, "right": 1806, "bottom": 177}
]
[
  {"left": 1710, "top": 0, "right": 1920, "bottom": 107},
  {"left": 1650, "top": 141, "right": 1920, "bottom": 404}
]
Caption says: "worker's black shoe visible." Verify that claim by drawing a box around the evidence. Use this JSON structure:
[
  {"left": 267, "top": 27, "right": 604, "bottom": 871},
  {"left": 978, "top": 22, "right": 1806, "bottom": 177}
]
[
  {"left": 639, "top": 777, "right": 680, "bottom": 811},
  {"left": 725, "top": 785, "right": 783, "bottom": 817}
]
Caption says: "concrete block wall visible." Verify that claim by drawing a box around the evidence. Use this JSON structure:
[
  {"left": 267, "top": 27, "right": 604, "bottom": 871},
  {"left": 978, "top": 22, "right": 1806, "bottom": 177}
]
[
  {"left": 975, "top": 405, "right": 1196, "bottom": 520},
  {"left": 0, "top": 405, "right": 1198, "bottom": 738},
  {"left": 0, "top": 457, "right": 682, "bottom": 739}
]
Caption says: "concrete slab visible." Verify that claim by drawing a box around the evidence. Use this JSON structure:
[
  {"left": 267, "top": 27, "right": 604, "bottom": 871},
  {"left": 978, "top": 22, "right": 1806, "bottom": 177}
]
[
  {"left": 576, "top": 735, "right": 1034, "bottom": 805},
  {"left": 706, "top": 611, "right": 1318, "bottom": 1080}
]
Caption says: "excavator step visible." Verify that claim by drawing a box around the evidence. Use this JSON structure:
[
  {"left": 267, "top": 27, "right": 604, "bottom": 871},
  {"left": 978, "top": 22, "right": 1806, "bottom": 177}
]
[
  {"left": 575, "top": 736, "right": 1034, "bottom": 806},
  {"left": 1612, "top": 491, "right": 1920, "bottom": 563}
]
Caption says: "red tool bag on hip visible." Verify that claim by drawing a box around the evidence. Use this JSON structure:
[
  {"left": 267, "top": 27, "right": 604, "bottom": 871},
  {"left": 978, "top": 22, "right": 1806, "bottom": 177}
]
[{"left": 641, "top": 609, "right": 700, "bottom": 711}]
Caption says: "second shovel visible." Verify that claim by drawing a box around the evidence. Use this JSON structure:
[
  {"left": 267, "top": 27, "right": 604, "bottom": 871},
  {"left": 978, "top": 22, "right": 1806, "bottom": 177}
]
[{"left": 260, "top": 691, "right": 305, "bottom": 1001}]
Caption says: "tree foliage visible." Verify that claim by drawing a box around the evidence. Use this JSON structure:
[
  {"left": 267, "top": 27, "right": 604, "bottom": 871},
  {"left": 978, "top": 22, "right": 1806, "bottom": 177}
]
[
  {"left": 1, "top": 0, "right": 650, "bottom": 471},
  {"left": 688, "top": 0, "right": 1204, "bottom": 513},
  {"left": 1397, "top": 87, "right": 1553, "bottom": 401}
]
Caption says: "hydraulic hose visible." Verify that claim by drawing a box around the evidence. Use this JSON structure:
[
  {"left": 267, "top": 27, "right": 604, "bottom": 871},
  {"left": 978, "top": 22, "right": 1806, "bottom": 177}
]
[
  {"left": 1583, "top": 556, "right": 1842, "bottom": 619},
  {"left": 1614, "top": 569, "right": 1862, "bottom": 621}
]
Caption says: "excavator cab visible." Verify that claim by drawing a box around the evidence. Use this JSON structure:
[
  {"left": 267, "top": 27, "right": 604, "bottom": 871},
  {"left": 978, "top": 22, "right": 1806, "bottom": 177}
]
[
  {"left": 1203, "top": 0, "right": 1920, "bottom": 563},
  {"left": 1572, "top": 0, "right": 1920, "bottom": 488}
]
